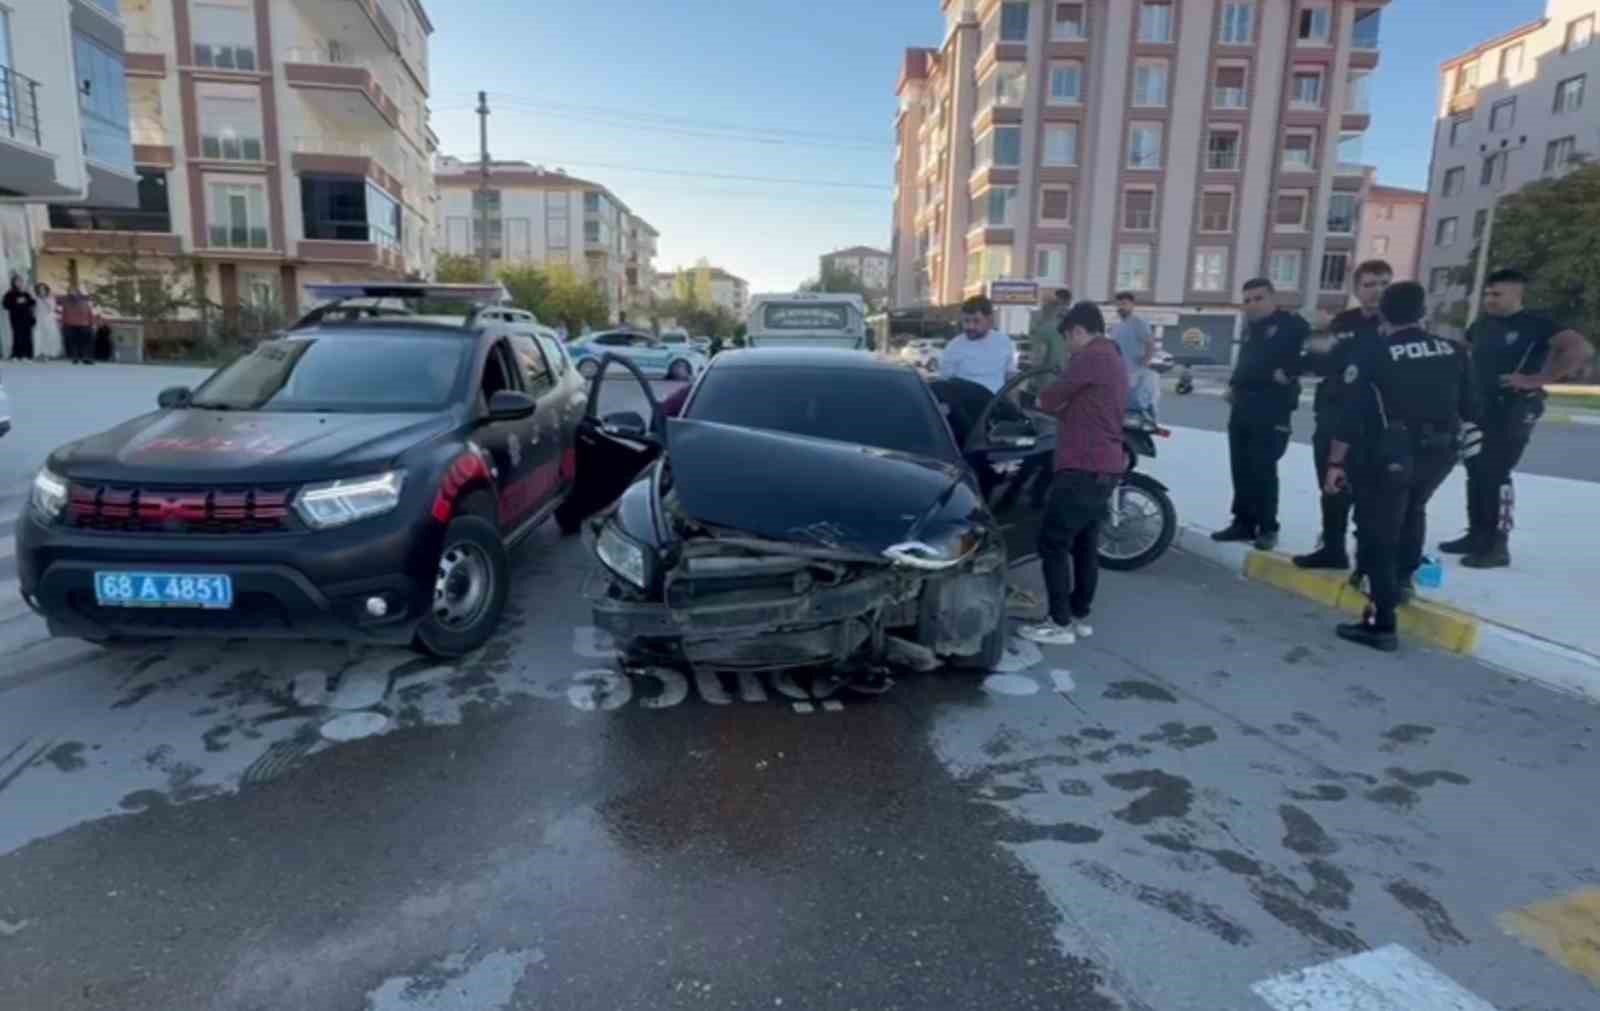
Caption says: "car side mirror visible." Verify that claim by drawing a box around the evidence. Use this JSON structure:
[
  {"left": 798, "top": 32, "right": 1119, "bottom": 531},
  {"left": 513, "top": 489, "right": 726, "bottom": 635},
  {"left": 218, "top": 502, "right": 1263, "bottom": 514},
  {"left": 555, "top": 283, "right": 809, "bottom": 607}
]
[
  {"left": 487, "top": 389, "right": 536, "bottom": 421},
  {"left": 158, "top": 386, "right": 192, "bottom": 409},
  {"left": 601, "top": 410, "right": 647, "bottom": 438}
]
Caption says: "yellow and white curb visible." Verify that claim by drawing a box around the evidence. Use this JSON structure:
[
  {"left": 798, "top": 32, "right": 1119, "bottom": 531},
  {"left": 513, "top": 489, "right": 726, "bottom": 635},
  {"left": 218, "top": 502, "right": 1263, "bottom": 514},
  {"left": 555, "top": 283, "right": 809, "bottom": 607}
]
[{"left": 1177, "top": 524, "right": 1600, "bottom": 703}]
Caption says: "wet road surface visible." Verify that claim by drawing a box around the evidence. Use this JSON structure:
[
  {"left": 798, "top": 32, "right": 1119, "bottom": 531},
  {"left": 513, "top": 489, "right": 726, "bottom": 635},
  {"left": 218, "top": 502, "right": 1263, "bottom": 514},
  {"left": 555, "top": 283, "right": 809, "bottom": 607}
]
[{"left": 2, "top": 522, "right": 1597, "bottom": 1010}]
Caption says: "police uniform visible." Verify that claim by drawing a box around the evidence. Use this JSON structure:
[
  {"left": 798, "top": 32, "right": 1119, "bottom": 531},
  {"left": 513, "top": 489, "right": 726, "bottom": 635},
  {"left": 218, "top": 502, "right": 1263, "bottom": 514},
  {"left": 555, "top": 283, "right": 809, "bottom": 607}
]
[
  {"left": 1299, "top": 307, "right": 1383, "bottom": 565},
  {"left": 1335, "top": 324, "right": 1480, "bottom": 644},
  {"left": 1448, "top": 310, "right": 1560, "bottom": 563},
  {"left": 1221, "top": 309, "right": 1309, "bottom": 542}
]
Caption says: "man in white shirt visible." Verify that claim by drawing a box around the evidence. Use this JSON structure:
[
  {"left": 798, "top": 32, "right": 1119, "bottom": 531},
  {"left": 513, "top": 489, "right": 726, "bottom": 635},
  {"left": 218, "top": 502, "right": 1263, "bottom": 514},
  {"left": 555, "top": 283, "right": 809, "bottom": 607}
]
[
  {"left": 939, "top": 295, "right": 1016, "bottom": 394},
  {"left": 1111, "top": 291, "right": 1159, "bottom": 416}
]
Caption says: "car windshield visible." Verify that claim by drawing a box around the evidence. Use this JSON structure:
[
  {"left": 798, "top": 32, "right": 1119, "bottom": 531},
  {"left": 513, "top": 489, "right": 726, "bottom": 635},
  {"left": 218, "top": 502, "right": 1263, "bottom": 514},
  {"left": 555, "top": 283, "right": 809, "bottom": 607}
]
[
  {"left": 188, "top": 336, "right": 468, "bottom": 412},
  {"left": 685, "top": 365, "right": 957, "bottom": 460}
]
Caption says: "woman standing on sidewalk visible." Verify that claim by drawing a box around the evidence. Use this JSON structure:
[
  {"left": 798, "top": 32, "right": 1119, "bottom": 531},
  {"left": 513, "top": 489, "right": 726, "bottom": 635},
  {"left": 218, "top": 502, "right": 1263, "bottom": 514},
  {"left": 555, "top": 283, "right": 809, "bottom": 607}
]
[{"left": 31, "top": 283, "right": 63, "bottom": 360}]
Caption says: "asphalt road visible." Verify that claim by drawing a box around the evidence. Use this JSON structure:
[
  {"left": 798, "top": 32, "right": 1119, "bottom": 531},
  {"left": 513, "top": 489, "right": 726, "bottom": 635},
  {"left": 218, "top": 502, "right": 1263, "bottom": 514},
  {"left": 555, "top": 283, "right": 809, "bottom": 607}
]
[
  {"left": 1, "top": 370, "right": 1598, "bottom": 1009},
  {"left": 1157, "top": 386, "right": 1600, "bottom": 484}
]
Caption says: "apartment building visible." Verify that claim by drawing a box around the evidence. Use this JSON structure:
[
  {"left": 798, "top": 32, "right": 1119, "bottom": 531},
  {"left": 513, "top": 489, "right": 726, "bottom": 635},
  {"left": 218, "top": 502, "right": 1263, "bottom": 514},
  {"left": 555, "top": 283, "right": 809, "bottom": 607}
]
[
  {"left": 30, "top": 0, "right": 438, "bottom": 323},
  {"left": 1360, "top": 183, "right": 1424, "bottom": 281},
  {"left": 1, "top": 0, "right": 138, "bottom": 289},
  {"left": 891, "top": 1, "right": 1387, "bottom": 356},
  {"left": 434, "top": 158, "right": 658, "bottom": 318},
  {"left": 651, "top": 264, "right": 749, "bottom": 316},
  {"left": 820, "top": 245, "right": 891, "bottom": 304},
  {"left": 1419, "top": 0, "right": 1600, "bottom": 319}
]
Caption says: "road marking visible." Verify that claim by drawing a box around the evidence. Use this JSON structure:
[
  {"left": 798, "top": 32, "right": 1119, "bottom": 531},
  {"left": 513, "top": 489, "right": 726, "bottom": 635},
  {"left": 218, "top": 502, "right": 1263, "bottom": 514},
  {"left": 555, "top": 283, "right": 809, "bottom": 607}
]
[
  {"left": 821, "top": 700, "right": 844, "bottom": 712},
  {"left": 0, "top": 579, "right": 28, "bottom": 623},
  {"left": 1050, "top": 669, "right": 1076, "bottom": 693},
  {"left": 736, "top": 671, "right": 768, "bottom": 703},
  {"left": 791, "top": 702, "right": 815, "bottom": 714},
  {"left": 0, "top": 535, "right": 14, "bottom": 562},
  {"left": 566, "top": 670, "right": 632, "bottom": 711},
  {"left": 693, "top": 669, "right": 733, "bottom": 705},
  {"left": 635, "top": 667, "right": 689, "bottom": 709},
  {"left": 1251, "top": 944, "right": 1499, "bottom": 1010},
  {"left": 1499, "top": 887, "right": 1600, "bottom": 987},
  {"left": 982, "top": 673, "right": 1041, "bottom": 696}
]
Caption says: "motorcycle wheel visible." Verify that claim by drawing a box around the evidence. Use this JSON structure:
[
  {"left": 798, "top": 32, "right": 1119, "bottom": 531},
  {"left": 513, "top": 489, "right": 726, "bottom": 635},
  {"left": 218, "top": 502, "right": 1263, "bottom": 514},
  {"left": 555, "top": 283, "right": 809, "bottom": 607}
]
[{"left": 1098, "top": 472, "right": 1176, "bottom": 571}]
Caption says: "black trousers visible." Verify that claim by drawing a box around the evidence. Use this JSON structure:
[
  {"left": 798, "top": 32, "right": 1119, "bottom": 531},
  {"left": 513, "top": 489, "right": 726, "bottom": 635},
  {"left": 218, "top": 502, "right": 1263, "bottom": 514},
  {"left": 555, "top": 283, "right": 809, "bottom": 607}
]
[
  {"left": 1464, "top": 409, "right": 1537, "bottom": 542},
  {"left": 1312, "top": 425, "right": 1353, "bottom": 551},
  {"left": 1353, "top": 448, "right": 1457, "bottom": 627},
  {"left": 8, "top": 321, "right": 33, "bottom": 359},
  {"left": 1038, "top": 469, "right": 1116, "bottom": 625},
  {"left": 64, "top": 325, "right": 94, "bottom": 362},
  {"left": 1228, "top": 418, "right": 1292, "bottom": 534}
]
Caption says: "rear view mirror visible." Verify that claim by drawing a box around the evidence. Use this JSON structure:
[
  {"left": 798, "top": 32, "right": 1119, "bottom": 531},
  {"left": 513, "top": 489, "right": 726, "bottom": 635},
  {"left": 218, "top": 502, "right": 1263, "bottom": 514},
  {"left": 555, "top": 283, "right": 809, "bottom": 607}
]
[
  {"left": 487, "top": 389, "right": 536, "bottom": 421},
  {"left": 158, "top": 386, "right": 192, "bottom": 409},
  {"left": 601, "top": 411, "right": 647, "bottom": 437}
]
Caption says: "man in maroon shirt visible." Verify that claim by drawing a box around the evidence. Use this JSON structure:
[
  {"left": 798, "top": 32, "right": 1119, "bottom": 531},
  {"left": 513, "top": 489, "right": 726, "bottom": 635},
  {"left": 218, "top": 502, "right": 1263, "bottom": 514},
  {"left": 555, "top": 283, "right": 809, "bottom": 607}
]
[{"left": 1020, "top": 303, "right": 1130, "bottom": 647}]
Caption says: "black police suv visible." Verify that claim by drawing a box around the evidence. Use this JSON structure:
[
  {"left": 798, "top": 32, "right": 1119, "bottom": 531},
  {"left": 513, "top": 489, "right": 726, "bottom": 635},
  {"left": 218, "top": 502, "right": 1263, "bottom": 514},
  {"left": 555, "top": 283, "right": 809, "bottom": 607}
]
[{"left": 17, "top": 288, "right": 590, "bottom": 657}]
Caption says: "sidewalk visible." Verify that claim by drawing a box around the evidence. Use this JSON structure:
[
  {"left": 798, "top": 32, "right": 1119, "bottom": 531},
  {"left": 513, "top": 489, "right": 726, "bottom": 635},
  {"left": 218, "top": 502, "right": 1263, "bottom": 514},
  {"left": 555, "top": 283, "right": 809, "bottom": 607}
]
[
  {"left": 1146, "top": 424, "right": 1600, "bottom": 702},
  {"left": 1166, "top": 376, "right": 1600, "bottom": 427}
]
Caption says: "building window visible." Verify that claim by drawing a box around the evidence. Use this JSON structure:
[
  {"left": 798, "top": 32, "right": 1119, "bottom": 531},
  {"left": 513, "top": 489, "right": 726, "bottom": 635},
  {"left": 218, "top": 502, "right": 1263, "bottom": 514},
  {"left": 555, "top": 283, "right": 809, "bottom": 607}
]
[
  {"left": 1049, "top": 62, "right": 1083, "bottom": 103},
  {"left": 1435, "top": 216, "right": 1458, "bottom": 248},
  {"left": 1219, "top": 2, "right": 1254, "bottom": 45},
  {"left": 1138, "top": 2, "right": 1174, "bottom": 43},
  {"left": 1275, "top": 192, "right": 1309, "bottom": 231},
  {"left": 1448, "top": 117, "right": 1469, "bottom": 147},
  {"left": 1269, "top": 250, "right": 1303, "bottom": 290},
  {"left": 206, "top": 178, "right": 269, "bottom": 249},
  {"left": 546, "top": 197, "right": 569, "bottom": 248},
  {"left": 1122, "top": 189, "right": 1156, "bottom": 230},
  {"left": 1134, "top": 61, "right": 1169, "bottom": 107},
  {"left": 1327, "top": 193, "right": 1358, "bottom": 234},
  {"left": 1320, "top": 252, "right": 1349, "bottom": 291},
  {"left": 1555, "top": 74, "right": 1586, "bottom": 114},
  {"left": 1052, "top": 2, "right": 1086, "bottom": 41},
  {"left": 986, "top": 186, "right": 1019, "bottom": 227},
  {"left": 985, "top": 66, "right": 1026, "bottom": 108},
  {"left": 1567, "top": 14, "right": 1594, "bottom": 53},
  {"left": 1043, "top": 123, "right": 1078, "bottom": 165},
  {"left": 1545, "top": 135, "right": 1578, "bottom": 173},
  {"left": 583, "top": 219, "right": 601, "bottom": 244},
  {"left": 1352, "top": 7, "right": 1382, "bottom": 49},
  {"left": 1040, "top": 186, "right": 1073, "bottom": 223},
  {"left": 198, "top": 94, "right": 264, "bottom": 161},
  {"left": 1337, "top": 130, "right": 1364, "bottom": 168},
  {"left": 1214, "top": 65, "right": 1248, "bottom": 108},
  {"left": 1371, "top": 235, "right": 1390, "bottom": 255},
  {"left": 1192, "top": 248, "right": 1228, "bottom": 292},
  {"left": 1455, "top": 62, "right": 1479, "bottom": 96},
  {"left": 976, "top": 126, "right": 1022, "bottom": 168},
  {"left": 1282, "top": 132, "right": 1316, "bottom": 171},
  {"left": 1297, "top": 6, "right": 1331, "bottom": 43},
  {"left": 1116, "top": 246, "right": 1152, "bottom": 291},
  {"left": 74, "top": 33, "right": 133, "bottom": 170},
  {"left": 1480, "top": 152, "right": 1505, "bottom": 188},
  {"left": 1489, "top": 97, "right": 1516, "bottom": 132},
  {"left": 1430, "top": 267, "right": 1453, "bottom": 294},
  {"left": 192, "top": 1, "right": 258, "bottom": 70},
  {"left": 1500, "top": 43, "right": 1524, "bottom": 80},
  {"left": 1472, "top": 207, "right": 1489, "bottom": 239},
  {"left": 1206, "top": 129, "right": 1241, "bottom": 171},
  {"left": 1199, "top": 190, "right": 1233, "bottom": 232},
  {"left": 47, "top": 168, "right": 171, "bottom": 232},
  {"left": 1000, "top": 1, "right": 1029, "bottom": 42},
  {"left": 1346, "top": 71, "right": 1370, "bottom": 113},
  {"left": 1442, "top": 166, "right": 1465, "bottom": 196},
  {"left": 1035, "top": 245, "right": 1067, "bottom": 282},
  {"left": 1128, "top": 123, "right": 1163, "bottom": 169},
  {"left": 1291, "top": 69, "right": 1324, "bottom": 108}
]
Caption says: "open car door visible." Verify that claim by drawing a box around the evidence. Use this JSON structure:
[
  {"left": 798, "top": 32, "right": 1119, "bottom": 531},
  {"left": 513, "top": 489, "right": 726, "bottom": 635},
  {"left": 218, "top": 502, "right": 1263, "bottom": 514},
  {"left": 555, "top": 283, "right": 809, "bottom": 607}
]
[
  {"left": 553, "top": 353, "right": 665, "bottom": 533},
  {"left": 949, "top": 369, "right": 1059, "bottom": 565}
]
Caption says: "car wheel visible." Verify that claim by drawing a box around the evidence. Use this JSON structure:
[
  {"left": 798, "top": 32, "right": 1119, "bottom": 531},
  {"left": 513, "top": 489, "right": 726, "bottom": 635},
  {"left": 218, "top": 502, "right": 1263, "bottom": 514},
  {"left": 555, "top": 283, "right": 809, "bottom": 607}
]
[
  {"left": 946, "top": 619, "right": 1007, "bottom": 672},
  {"left": 668, "top": 360, "right": 691, "bottom": 381},
  {"left": 577, "top": 358, "right": 600, "bottom": 379},
  {"left": 414, "top": 514, "right": 510, "bottom": 658}
]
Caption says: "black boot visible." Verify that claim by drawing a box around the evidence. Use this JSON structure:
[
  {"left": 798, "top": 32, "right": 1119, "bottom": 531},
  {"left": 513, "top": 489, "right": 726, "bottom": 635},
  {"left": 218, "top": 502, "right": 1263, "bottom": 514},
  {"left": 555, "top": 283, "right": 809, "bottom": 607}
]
[
  {"left": 1337, "top": 610, "right": 1398, "bottom": 652},
  {"left": 1211, "top": 523, "right": 1256, "bottom": 543},
  {"left": 1438, "top": 532, "right": 1481, "bottom": 555},
  {"left": 1462, "top": 534, "right": 1511, "bottom": 569},
  {"left": 1294, "top": 543, "right": 1350, "bottom": 570}
]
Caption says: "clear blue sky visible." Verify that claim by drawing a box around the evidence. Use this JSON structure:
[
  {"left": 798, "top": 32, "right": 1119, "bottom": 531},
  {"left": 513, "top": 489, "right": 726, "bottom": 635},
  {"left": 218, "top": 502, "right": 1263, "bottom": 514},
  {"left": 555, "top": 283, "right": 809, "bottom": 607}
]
[{"left": 427, "top": 1, "right": 1547, "bottom": 294}]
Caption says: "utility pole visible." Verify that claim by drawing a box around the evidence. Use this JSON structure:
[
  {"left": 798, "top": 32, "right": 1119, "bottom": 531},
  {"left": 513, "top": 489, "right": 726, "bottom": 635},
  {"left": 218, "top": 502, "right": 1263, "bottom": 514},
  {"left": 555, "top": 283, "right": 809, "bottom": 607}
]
[{"left": 476, "top": 90, "right": 491, "bottom": 283}]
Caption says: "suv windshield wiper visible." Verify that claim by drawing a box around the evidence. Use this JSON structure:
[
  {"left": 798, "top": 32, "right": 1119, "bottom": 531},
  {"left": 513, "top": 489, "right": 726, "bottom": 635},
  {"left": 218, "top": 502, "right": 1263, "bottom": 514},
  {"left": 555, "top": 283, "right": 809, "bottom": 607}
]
[{"left": 187, "top": 400, "right": 245, "bottom": 411}]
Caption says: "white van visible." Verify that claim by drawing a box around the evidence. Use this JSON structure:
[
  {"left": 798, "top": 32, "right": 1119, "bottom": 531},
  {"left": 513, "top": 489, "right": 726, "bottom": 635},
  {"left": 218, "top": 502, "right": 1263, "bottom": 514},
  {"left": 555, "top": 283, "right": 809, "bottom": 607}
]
[{"left": 745, "top": 292, "right": 868, "bottom": 350}]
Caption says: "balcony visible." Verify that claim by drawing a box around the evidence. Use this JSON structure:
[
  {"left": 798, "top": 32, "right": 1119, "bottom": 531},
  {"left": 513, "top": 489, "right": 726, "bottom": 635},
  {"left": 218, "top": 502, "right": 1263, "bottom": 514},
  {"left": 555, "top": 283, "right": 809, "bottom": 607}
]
[
  {"left": 1448, "top": 90, "right": 1478, "bottom": 116},
  {"left": 291, "top": 135, "right": 403, "bottom": 200},
  {"left": 0, "top": 65, "right": 43, "bottom": 149},
  {"left": 283, "top": 49, "right": 401, "bottom": 130},
  {"left": 123, "top": 33, "right": 168, "bottom": 77}
]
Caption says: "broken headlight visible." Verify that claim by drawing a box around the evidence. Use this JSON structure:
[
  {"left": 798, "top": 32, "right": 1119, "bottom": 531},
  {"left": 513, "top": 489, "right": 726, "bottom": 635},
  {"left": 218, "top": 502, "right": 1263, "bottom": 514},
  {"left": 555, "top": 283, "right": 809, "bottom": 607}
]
[
  {"left": 883, "top": 526, "right": 982, "bottom": 571},
  {"left": 597, "top": 519, "right": 650, "bottom": 589}
]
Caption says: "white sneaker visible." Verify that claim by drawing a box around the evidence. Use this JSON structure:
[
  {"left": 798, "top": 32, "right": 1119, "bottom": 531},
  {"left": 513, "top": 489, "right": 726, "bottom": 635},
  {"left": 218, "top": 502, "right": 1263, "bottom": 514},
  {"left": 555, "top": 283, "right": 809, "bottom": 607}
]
[
  {"left": 1020, "top": 622, "right": 1076, "bottom": 646},
  {"left": 1070, "top": 619, "right": 1094, "bottom": 639}
]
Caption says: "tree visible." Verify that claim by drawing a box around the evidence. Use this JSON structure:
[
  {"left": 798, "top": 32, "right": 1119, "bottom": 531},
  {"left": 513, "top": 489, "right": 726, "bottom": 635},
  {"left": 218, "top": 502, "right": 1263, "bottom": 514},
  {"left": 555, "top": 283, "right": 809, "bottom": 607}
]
[
  {"left": 1461, "top": 160, "right": 1600, "bottom": 344},
  {"left": 496, "top": 263, "right": 552, "bottom": 317},
  {"left": 536, "top": 263, "right": 610, "bottom": 333},
  {"left": 86, "top": 239, "right": 217, "bottom": 357},
  {"left": 801, "top": 264, "right": 873, "bottom": 301},
  {"left": 434, "top": 253, "right": 481, "bottom": 283}
]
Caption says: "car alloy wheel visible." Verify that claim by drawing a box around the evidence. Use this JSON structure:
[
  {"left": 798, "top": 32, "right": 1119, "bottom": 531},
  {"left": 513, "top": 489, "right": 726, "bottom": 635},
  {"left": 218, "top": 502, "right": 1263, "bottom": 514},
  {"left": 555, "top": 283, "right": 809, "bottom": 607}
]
[
  {"left": 433, "top": 541, "right": 495, "bottom": 629},
  {"left": 577, "top": 359, "right": 600, "bottom": 379}
]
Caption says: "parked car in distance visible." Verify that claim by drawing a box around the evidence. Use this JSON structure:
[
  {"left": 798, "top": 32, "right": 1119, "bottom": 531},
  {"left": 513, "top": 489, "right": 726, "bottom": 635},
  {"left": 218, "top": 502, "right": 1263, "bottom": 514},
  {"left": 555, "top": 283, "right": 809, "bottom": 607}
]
[
  {"left": 899, "top": 338, "right": 944, "bottom": 373},
  {"left": 16, "top": 284, "right": 590, "bottom": 658},
  {"left": 568, "top": 329, "right": 706, "bottom": 381},
  {"left": 1149, "top": 348, "right": 1175, "bottom": 374}
]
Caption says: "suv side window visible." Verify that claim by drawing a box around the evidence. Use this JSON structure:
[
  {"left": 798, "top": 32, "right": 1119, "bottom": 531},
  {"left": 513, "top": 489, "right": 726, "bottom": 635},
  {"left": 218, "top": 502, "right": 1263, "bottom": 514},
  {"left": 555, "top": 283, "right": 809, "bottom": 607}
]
[
  {"left": 629, "top": 334, "right": 656, "bottom": 348},
  {"left": 479, "top": 340, "right": 516, "bottom": 408},
  {"left": 537, "top": 336, "right": 569, "bottom": 377},
  {"left": 595, "top": 333, "right": 624, "bottom": 347},
  {"left": 510, "top": 335, "right": 555, "bottom": 394}
]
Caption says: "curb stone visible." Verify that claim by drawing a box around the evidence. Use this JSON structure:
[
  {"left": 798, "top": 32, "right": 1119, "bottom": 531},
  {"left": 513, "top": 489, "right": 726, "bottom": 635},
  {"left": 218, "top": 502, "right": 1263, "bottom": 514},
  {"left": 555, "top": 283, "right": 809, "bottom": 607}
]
[
  {"left": 1175, "top": 524, "right": 1600, "bottom": 704},
  {"left": 1171, "top": 384, "right": 1600, "bottom": 426}
]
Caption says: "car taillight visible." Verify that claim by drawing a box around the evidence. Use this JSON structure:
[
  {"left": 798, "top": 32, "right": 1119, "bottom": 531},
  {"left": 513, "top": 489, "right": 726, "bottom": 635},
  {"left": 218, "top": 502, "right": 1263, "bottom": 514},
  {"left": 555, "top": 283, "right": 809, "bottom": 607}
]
[{"left": 431, "top": 452, "right": 491, "bottom": 522}]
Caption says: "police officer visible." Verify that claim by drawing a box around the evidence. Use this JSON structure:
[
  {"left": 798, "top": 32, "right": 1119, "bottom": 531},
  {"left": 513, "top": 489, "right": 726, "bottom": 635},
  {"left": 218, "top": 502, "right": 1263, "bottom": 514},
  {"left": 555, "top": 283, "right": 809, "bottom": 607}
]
[
  {"left": 1324, "top": 282, "right": 1480, "bottom": 652},
  {"left": 1440, "top": 268, "right": 1594, "bottom": 569},
  {"left": 1212, "top": 277, "right": 1309, "bottom": 551},
  {"left": 1295, "top": 260, "right": 1392, "bottom": 571}
]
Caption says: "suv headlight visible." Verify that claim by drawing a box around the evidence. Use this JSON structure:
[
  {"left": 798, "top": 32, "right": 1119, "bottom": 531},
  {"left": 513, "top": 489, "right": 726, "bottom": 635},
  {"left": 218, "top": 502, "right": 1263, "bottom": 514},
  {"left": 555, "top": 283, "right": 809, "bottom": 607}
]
[
  {"left": 294, "top": 470, "right": 405, "bottom": 529},
  {"left": 596, "top": 519, "right": 649, "bottom": 589},
  {"left": 883, "top": 527, "right": 981, "bottom": 570},
  {"left": 31, "top": 467, "right": 69, "bottom": 521}
]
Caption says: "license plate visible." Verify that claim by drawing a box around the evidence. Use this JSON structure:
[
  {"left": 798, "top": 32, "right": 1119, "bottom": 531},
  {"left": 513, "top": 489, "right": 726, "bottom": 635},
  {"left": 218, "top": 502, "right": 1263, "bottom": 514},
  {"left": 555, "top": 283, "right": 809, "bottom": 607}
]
[{"left": 94, "top": 571, "right": 234, "bottom": 609}]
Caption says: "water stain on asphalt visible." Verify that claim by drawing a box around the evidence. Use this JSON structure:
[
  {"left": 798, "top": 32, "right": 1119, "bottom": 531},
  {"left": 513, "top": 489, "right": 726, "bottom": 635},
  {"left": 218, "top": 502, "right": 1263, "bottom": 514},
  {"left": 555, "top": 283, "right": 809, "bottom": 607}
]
[
  {"left": 1305, "top": 859, "right": 1355, "bottom": 911},
  {"left": 1292, "top": 712, "right": 1340, "bottom": 742},
  {"left": 1143, "top": 833, "right": 1264, "bottom": 878},
  {"left": 110, "top": 683, "right": 158, "bottom": 710},
  {"left": 1058, "top": 779, "right": 1094, "bottom": 797},
  {"left": 1282, "top": 646, "right": 1313, "bottom": 665},
  {"left": 1249, "top": 882, "right": 1366, "bottom": 953},
  {"left": 44, "top": 742, "right": 86, "bottom": 773},
  {"left": 997, "top": 821, "right": 1105, "bottom": 846},
  {"left": 1085, "top": 743, "right": 1155, "bottom": 765},
  {"left": 1288, "top": 784, "right": 1349, "bottom": 803},
  {"left": 1386, "top": 768, "right": 1471, "bottom": 789},
  {"left": 1076, "top": 860, "right": 1252, "bottom": 946},
  {"left": 1138, "top": 722, "right": 1218, "bottom": 750},
  {"left": 1104, "top": 770, "right": 1194, "bottom": 825},
  {"left": 1102, "top": 681, "right": 1178, "bottom": 703},
  {"left": 1279, "top": 805, "right": 1340, "bottom": 856},
  {"left": 1081, "top": 728, "right": 1117, "bottom": 742},
  {"left": 1387, "top": 879, "right": 1468, "bottom": 945},
  {"left": 1381, "top": 724, "right": 1436, "bottom": 750},
  {"left": 1365, "top": 784, "right": 1421, "bottom": 810}
]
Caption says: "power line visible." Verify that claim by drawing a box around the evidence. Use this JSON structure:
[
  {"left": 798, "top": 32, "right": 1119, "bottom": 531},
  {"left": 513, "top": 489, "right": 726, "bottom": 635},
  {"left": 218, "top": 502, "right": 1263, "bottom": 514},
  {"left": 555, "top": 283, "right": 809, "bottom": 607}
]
[
  {"left": 470, "top": 157, "right": 893, "bottom": 192},
  {"left": 480, "top": 94, "right": 893, "bottom": 148}
]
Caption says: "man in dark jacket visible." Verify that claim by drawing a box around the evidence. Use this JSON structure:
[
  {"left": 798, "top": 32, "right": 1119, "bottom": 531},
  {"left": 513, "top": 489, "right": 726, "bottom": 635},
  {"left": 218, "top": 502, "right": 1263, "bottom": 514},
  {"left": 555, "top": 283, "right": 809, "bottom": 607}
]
[
  {"left": 3, "top": 274, "right": 37, "bottom": 360},
  {"left": 1211, "top": 277, "right": 1309, "bottom": 551}
]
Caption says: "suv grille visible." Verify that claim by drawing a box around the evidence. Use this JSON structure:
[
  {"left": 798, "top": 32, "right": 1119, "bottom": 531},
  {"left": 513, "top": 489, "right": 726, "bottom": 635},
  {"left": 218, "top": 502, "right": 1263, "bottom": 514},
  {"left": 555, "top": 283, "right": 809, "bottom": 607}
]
[{"left": 67, "top": 483, "right": 297, "bottom": 535}]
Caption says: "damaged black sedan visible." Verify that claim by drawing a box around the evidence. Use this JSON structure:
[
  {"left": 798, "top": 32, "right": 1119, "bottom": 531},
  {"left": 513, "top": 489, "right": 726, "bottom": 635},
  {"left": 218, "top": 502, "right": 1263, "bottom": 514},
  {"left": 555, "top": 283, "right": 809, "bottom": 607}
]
[{"left": 563, "top": 348, "right": 1034, "bottom": 675}]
